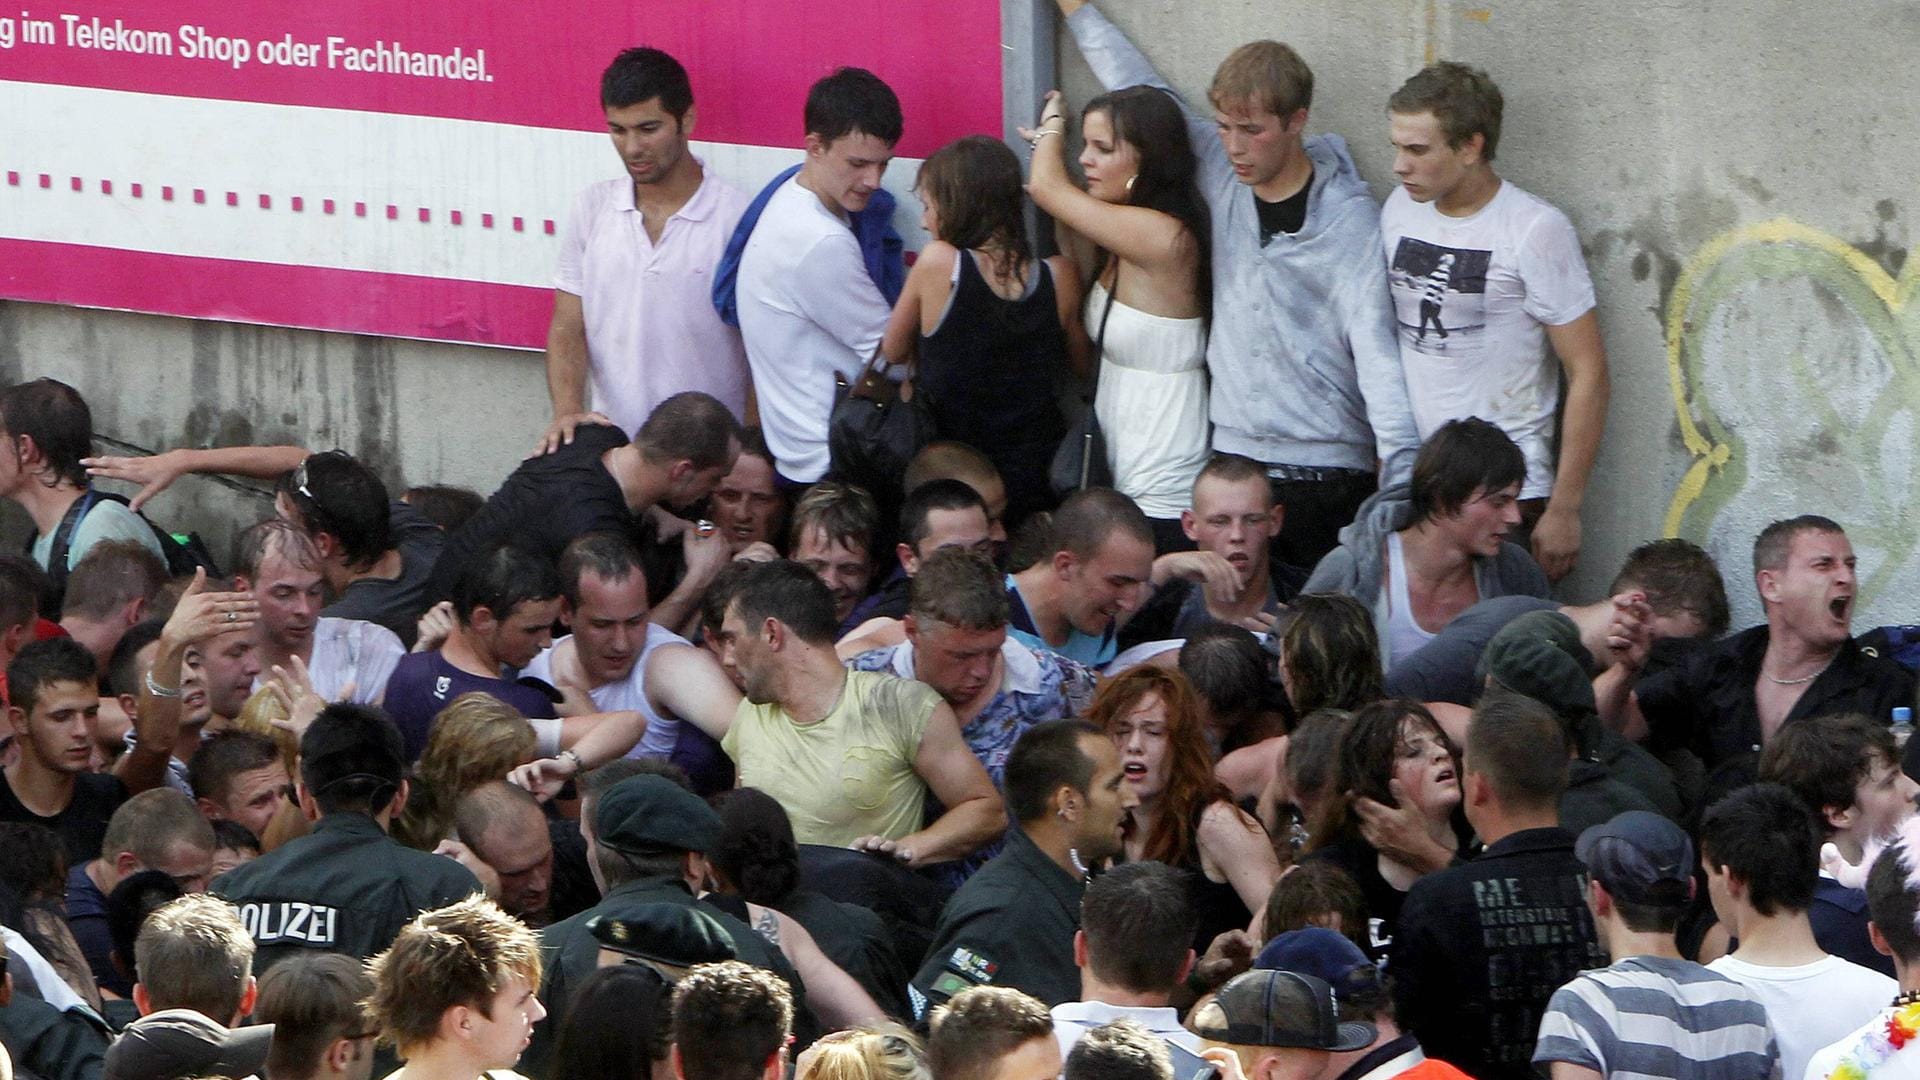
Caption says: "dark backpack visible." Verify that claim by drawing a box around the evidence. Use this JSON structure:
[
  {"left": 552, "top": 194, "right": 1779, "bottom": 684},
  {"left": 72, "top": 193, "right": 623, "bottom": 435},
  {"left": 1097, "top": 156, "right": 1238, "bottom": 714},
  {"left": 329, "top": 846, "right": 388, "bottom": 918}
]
[{"left": 33, "top": 488, "right": 222, "bottom": 609}]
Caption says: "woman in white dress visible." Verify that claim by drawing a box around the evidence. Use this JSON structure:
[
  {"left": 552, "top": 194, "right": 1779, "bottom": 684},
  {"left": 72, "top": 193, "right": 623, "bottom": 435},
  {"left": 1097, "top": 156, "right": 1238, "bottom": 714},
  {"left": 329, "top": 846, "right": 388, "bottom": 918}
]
[{"left": 1022, "top": 86, "right": 1212, "bottom": 552}]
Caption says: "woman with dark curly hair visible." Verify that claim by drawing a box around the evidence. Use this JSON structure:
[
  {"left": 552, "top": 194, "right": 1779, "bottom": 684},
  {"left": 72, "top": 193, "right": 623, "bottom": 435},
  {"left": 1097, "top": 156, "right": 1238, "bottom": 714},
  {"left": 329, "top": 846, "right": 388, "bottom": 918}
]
[
  {"left": 1303, "top": 698, "right": 1464, "bottom": 958},
  {"left": 706, "top": 788, "right": 910, "bottom": 1019},
  {"left": 1088, "top": 667, "right": 1279, "bottom": 949},
  {"left": 1278, "top": 593, "right": 1385, "bottom": 717}
]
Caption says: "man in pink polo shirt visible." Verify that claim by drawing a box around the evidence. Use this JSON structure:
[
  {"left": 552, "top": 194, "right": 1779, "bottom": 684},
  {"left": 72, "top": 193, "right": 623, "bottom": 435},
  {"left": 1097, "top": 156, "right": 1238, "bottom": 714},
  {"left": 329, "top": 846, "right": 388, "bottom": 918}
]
[{"left": 542, "top": 47, "right": 752, "bottom": 450}]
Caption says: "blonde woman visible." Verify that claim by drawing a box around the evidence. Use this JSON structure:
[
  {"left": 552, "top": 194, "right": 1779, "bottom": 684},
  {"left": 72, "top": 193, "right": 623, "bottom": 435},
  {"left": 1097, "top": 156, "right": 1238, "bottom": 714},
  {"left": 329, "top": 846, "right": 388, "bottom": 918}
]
[{"left": 797, "top": 1025, "right": 932, "bottom": 1080}]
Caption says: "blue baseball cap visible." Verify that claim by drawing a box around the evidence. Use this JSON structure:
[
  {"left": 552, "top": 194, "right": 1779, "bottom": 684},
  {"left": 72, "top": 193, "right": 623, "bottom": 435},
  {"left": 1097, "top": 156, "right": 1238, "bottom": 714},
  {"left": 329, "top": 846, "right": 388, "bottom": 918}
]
[
  {"left": 1254, "top": 928, "right": 1380, "bottom": 1006},
  {"left": 1576, "top": 810, "right": 1693, "bottom": 906}
]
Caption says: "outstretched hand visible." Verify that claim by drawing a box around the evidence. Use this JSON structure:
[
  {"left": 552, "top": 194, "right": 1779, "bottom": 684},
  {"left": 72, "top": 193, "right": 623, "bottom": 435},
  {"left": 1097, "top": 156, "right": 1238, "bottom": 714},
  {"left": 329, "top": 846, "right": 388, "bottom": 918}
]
[
  {"left": 264, "top": 656, "right": 352, "bottom": 744},
  {"left": 531, "top": 411, "right": 614, "bottom": 458},
  {"left": 508, "top": 756, "right": 578, "bottom": 802},
  {"left": 79, "top": 451, "right": 184, "bottom": 513},
  {"left": 1016, "top": 89, "right": 1069, "bottom": 144},
  {"left": 162, "top": 568, "right": 259, "bottom": 646},
  {"left": 1354, "top": 778, "right": 1456, "bottom": 875}
]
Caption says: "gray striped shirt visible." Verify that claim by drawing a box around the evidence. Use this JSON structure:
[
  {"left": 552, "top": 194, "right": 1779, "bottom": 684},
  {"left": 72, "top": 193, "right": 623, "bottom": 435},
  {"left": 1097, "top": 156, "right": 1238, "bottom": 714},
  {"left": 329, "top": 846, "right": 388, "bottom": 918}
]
[{"left": 1534, "top": 955, "right": 1780, "bottom": 1080}]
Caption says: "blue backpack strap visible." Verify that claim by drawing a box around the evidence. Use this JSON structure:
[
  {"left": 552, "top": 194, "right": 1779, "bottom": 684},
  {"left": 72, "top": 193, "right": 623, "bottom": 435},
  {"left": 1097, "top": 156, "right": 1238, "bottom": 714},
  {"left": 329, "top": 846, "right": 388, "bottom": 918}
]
[{"left": 711, "top": 164, "right": 803, "bottom": 327}]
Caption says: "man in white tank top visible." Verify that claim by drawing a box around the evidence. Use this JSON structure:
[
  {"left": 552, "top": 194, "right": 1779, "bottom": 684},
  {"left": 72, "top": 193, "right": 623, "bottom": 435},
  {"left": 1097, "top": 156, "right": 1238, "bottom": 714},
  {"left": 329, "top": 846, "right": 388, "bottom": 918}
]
[{"left": 521, "top": 533, "right": 740, "bottom": 763}]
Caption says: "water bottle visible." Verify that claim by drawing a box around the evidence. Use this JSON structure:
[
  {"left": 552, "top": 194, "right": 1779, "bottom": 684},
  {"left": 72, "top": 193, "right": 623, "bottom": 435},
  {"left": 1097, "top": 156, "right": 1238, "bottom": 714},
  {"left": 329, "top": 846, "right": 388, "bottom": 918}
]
[{"left": 1892, "top": 706, "right": 1914, "bottom": 749}]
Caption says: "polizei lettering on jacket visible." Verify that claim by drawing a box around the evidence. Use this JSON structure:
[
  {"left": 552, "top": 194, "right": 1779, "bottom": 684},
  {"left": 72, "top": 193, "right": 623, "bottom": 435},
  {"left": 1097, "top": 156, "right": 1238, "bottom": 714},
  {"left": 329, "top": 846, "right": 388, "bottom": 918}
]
[{"left": 237, "top": 901, "right": 340, "bottom": 946}]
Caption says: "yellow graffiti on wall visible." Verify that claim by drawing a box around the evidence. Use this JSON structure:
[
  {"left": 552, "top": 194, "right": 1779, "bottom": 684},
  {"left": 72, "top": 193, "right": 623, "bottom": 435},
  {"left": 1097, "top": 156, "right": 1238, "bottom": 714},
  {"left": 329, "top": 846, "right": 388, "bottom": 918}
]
[
  {"left": 1658, "top": 215, "right": 1912, "bottom": 526},
  {"left": 1658, "top": 216, "right": 1912, "bottom": 607}
]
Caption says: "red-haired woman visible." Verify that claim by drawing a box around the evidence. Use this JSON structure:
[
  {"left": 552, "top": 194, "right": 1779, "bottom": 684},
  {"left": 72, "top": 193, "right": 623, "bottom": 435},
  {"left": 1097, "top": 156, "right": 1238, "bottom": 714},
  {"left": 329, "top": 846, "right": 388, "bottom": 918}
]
[{"left": 1088, "top": 667, "right": 1281, "bottom": 949}]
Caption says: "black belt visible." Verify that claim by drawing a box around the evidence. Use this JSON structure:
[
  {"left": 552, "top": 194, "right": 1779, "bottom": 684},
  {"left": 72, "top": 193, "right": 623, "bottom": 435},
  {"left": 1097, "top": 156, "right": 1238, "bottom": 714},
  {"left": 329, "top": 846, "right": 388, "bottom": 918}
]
[{"left": 1264, "top": 463, "right": 1372, "bottom": 483}]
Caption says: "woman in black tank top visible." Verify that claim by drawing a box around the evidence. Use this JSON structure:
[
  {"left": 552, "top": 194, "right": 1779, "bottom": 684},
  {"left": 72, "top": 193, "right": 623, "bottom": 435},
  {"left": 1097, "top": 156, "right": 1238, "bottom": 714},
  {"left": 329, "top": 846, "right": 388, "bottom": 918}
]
[{"left": 881, "top": 136, "right": 1090, "bottom": 528}]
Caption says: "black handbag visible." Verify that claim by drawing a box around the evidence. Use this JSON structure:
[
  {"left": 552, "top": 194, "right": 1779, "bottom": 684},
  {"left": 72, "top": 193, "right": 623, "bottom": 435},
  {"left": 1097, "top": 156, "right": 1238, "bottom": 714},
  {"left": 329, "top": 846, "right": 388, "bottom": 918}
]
[
  {"left": 1049, "top": 266, "right": 1121, "bottom": 498},
  {"left": 828, "top": 348, "right": 936, "bottom": 495}
]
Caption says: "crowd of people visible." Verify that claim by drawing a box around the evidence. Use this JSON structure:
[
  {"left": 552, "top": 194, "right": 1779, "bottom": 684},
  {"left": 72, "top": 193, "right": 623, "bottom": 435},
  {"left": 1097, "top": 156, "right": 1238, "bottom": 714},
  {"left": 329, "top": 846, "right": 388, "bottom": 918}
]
[{"left": 0, "top": 4, "right": 1912, "bottom": 1080}]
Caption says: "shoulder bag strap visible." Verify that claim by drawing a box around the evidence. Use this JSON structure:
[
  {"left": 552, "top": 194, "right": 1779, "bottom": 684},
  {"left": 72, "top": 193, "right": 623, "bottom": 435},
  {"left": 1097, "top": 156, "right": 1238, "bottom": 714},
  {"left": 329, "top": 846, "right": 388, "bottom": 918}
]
[{"left": 1090, "top": 262, "right": 1120, "bottom": 398}]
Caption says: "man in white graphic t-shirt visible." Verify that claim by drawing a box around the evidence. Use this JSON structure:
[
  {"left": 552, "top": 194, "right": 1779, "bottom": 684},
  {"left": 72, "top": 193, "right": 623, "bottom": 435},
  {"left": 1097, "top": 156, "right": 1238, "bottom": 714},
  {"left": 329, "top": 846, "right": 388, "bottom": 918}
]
[{"left": 1381, "top": 62, "right": 1608, "bottom": 584}]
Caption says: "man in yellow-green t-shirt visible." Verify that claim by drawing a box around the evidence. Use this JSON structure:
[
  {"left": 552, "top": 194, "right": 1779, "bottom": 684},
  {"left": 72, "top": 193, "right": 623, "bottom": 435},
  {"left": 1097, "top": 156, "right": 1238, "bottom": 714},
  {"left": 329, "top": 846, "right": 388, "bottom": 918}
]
[{"left": 717, "top": 560, "right": 1004, "bottom": 868}]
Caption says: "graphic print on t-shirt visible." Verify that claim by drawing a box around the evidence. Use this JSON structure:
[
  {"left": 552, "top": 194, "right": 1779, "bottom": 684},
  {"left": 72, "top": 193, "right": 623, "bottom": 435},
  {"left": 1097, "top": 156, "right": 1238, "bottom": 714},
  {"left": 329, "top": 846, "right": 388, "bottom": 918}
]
[{"left": 1388, "top": 238, "right": 1491, "bottom": 356}]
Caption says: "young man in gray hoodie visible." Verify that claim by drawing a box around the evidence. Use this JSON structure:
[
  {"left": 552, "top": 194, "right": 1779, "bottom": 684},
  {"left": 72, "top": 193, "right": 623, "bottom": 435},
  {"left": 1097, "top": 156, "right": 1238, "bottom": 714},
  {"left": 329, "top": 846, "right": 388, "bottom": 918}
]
[
  {"left": 1054, "top": 0, "right": 1420, "bottom": 568},
  {"left": 1303, "top": 417, "right": 1549, "bottom": 672}
]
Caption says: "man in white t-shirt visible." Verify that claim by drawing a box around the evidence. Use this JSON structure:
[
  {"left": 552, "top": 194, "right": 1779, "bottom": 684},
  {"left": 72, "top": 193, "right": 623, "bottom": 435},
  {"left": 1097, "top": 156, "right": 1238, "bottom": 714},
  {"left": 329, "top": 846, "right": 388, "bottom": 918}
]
[
  {"left": 1701, "top": 783, "right": 1895, "bottom": 1080},
  {"left": 736, "top": 68, "right": 902, "bottom": 485},
  {"left": 232, "top": 518, "right": 401, "bottom": 705},
  {"left": 1382, "top": 63, "right": 1608, "bottom": 583},
  {"left": 1805, "top": 822, "right": 1920, "bottom": 1080},
  {"left": 541, "top": 46, "right": 751, "bottom": 451}
]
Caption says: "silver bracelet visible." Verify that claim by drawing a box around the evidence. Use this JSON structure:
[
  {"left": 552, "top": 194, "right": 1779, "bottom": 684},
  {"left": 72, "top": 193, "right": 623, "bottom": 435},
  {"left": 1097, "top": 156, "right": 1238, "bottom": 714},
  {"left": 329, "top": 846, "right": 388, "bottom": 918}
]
[
  {"left": 1028, "top": 127, "right": 1063, "bottom": 148},
  {"left": 557, "top": 748, "right": 584, "bottom": 773},
  {"left": 144, "top": 670, "right": 182, "bottom": 699}
]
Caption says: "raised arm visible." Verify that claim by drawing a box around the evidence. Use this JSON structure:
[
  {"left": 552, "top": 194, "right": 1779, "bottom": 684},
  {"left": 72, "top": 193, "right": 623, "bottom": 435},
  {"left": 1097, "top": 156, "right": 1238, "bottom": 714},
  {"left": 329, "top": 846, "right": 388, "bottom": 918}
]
[
  {"left": 117, "top": 570, "right": 259, "bottom": 793},
  {"left": 1053, "top": 0, "right": 1221, "bottom": 162},
  {"left": 82, "top": 445, "right": 310, "bottom": 512},
  {"left": 1022, "top": 92, "right": 1197, "bottom": 276}
]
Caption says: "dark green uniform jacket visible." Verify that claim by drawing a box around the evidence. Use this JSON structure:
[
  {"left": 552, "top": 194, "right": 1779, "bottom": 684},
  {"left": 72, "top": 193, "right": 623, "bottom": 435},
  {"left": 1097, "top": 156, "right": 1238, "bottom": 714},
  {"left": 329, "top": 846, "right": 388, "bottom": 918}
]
[
  {"left": 0, "top": 995, "right": 109, "bottom": 1080},
  {"left": 212, "top": 811, "right": 481, "bottom": 969},
  {"left": 524, "top": 876, "right": 810, "bottom": 1079},
  {"left": 909, "top": 829, "right": 1083, "bottom": 1020}
]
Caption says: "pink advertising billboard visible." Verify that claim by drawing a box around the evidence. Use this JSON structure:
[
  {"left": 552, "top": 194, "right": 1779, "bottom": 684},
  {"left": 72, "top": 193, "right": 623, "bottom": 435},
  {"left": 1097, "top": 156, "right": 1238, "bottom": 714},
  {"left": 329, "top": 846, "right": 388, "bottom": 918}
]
[{"left": 0, "top": 3, "right": 1004, "bottom": 347}]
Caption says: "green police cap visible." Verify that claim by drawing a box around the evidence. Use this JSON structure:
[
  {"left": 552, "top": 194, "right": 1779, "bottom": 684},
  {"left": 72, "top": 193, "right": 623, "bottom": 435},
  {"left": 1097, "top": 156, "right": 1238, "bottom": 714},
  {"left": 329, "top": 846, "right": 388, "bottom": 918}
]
[
  {"left": 592, "top": 774, "right": 723, "bottom": 854},
  {"left": 587, "top": 903, "right": 738, "bottom": 969}
]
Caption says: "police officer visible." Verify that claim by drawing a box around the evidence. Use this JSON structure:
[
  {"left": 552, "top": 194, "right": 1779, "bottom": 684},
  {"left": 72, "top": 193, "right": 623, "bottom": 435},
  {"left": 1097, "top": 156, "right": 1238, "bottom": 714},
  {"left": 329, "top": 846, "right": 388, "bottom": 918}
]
[
  {"left": 909, "top": 719, "right": 1136, "bottom": 1019},
  {"left": 526, "top": 773, "right": 810, "bottom": 1077},
  {"left": 211, "top": 703, "right": 480, "bottom": 968}
]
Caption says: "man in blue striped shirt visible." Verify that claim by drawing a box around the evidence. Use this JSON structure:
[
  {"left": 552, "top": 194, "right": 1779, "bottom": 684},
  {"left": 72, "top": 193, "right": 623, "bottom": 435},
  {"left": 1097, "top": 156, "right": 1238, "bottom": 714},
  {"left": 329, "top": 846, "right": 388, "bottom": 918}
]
[{"left": 1534, "top": 811, "right": 1780, "bottom": 1080}]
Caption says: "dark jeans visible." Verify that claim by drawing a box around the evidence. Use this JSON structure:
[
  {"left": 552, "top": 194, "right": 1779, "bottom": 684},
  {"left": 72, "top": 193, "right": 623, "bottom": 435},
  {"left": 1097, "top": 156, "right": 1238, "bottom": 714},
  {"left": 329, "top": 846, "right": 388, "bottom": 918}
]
[
  {"left": 1268, "top": 469, "right": 1378, "bottom": 571},
  {"left": 1149, "top": 516, "right": 1196, "bottom": 556}
]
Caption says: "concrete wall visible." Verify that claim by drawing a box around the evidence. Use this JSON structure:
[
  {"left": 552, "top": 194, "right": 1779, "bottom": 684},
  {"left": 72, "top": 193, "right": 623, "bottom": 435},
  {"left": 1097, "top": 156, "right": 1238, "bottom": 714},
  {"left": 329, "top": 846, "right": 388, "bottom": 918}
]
[
  {"left": 6, "top": 0, "right": 1917, "bottom": 632},
  {"left": 0, "top": 302, "right": 544, "bottom": 555},
  {"left": 1055, "top": 0, "right": 1918, "bottom": 630}
]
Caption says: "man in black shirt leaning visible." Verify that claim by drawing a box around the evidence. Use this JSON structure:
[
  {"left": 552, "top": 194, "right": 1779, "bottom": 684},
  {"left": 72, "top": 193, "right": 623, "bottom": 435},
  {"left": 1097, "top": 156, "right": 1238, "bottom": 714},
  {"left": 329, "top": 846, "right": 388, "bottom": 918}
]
[
  {"left": 1390, "top": 692, "right": 1606, "bottom": 1080},
  {"left": 1603, "top": 515, "right": 1915, "bottom": 790},
  {"left": 426, "top": 390, "right": 743, "bottom": 630}
]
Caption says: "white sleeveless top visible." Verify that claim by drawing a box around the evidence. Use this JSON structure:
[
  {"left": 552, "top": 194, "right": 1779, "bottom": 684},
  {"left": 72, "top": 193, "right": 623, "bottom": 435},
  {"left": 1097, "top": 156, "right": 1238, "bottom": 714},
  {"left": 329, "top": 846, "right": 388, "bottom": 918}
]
[
  {"left": 1088, "top": 281, "right": 1210, "bottom": 520},
  {"left": 1385, "top": 532, "right": 1439, "bottom": 667},
  {"left": 522, "top": 622, "right": 693, "bottom": 758}
]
